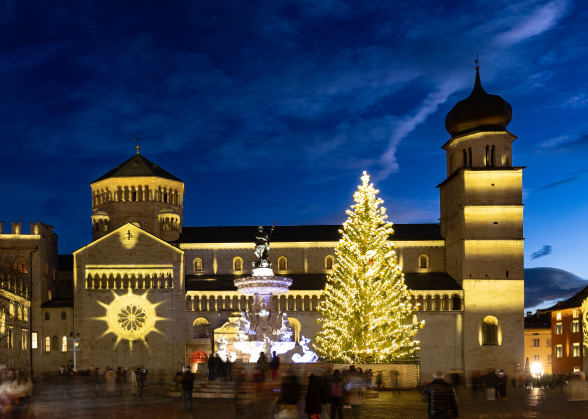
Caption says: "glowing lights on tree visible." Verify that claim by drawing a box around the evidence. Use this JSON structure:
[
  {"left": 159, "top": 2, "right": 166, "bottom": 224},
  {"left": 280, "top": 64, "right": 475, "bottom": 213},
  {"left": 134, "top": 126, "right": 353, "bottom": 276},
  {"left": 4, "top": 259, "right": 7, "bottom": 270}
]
[{"left": 315, "top": 171, "right": 423, "bottom": 363}]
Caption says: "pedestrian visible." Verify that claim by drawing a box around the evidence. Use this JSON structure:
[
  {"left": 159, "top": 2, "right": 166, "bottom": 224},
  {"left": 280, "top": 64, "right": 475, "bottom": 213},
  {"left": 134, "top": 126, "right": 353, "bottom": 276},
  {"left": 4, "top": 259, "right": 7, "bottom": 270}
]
[
  {"left": 57, "top": 366, "right": 68, "bottom": 400},
  {"left": 181, "top": 366, "right": 194, "bottom": 411},
  {"left": 330, "top": 369, "right": 346, "bottom": 419},
  {"left": 207, "top": 353, "right": 215, "bottom": 381},
  {"left": 496, "top": 369, "right": 508, "bottom": 401},
  {"left": 105, "top": 367, "right": 116, "bottom": 396},
  {"left": 270, "top": 351, "right": 280, "bottom": 381},
  {"left": 276, "top": 370, "right": 301, "bottom": 419},
  {"left": 257, "top": 351, "right": 267, "bottom": 372},
  {"left": 421, "top": 370, "right": 460, "bottom": 419},
  {"left": 305, "top": 369, "right": 323, "bottom": 419},
  {"left": 135, "top": 368, "right": 146, "bottom": 398}
]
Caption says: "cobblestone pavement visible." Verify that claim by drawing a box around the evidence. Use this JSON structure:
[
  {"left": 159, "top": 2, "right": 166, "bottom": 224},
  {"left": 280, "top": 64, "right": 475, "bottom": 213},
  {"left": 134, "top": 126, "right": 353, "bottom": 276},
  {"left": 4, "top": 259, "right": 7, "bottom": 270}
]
[{"left": 26, "top": 386, "right": 588, "bottom": 418}]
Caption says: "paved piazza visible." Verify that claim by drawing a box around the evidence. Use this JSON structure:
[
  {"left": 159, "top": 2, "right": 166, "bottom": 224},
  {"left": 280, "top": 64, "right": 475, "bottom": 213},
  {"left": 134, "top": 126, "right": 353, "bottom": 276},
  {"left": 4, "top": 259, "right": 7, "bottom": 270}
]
[{"left": 26, "top": 385, "right": 588, "bottom": 418}]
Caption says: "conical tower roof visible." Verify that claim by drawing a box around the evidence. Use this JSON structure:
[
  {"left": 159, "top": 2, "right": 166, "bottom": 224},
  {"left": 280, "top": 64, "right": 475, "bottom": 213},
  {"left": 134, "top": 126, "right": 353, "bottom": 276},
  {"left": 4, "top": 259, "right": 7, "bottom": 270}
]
[
  {"left": 445, "top": 67, "right": 512, "bottom": 136},
  {"left": 92, "top": 153, "right": 182, "bottom": 183}
]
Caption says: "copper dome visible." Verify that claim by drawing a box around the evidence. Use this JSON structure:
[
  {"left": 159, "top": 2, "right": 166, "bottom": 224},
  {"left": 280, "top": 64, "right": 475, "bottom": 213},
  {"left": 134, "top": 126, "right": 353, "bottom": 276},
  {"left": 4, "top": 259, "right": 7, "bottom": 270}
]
[{"left": 445, "top": 67, "right": 512, "bottom": 136}]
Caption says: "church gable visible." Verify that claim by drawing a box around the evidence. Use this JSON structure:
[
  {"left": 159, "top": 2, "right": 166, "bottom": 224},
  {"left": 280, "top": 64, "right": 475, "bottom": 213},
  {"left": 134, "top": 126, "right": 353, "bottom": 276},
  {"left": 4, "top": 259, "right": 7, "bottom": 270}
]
[
  {"left": 76, "top": 223, "right": 182, "bottom": 264},
  {"left": 74, "top": 223, "right": 184, "bottom": 290}
]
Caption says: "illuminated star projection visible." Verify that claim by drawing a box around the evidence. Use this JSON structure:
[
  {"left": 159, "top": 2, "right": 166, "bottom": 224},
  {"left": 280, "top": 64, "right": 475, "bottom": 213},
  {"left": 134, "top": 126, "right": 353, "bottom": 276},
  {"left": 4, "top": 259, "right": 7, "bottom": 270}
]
[{"left": 96, "top": 289, "right": 166, "bottom": 350}]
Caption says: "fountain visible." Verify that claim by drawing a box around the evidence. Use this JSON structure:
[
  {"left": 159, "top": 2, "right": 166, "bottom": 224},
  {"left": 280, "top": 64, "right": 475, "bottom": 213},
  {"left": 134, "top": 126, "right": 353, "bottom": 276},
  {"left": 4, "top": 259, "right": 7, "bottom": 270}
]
[{"left": 213, "top": 226, "right": 318, "bottom": 363}]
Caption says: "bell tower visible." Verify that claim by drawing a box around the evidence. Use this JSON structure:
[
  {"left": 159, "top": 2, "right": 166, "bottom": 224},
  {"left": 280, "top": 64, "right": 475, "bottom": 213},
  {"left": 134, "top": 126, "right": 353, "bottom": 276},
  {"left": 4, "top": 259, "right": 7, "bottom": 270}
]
[
  {"left": 90, "top": 145, "right": 184, "bottom": 242},
  {"left": 439, "top": 66, "right": 524, "bottom": 377}
]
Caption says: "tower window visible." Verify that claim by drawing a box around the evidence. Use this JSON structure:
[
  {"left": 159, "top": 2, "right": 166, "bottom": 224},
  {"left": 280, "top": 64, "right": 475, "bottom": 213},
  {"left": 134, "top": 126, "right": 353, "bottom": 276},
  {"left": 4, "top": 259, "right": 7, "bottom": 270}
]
[
  {"left": 485, "top": 145, "right": 495, "bottom": 167},
  {"left": 131, "top": 191, "right": 137, "bottom": 201},
  {"left": 194, "top": 258, "right": 203, "bottom": 272},
  {"left": 482, "top": 316, "right": 498, "bottom": 345},
  {"left": 233, "top": 257, "right": 243, "bottom": 272},
  {"left": 61, "top": 312, "right": 66, "bottom": 320},
  {"left": 418, "top": 254, "right": 429, "bottom": 269},
  {"left": 278, "top": 256, "right": 287, "bottom": 271},
  {"left": 325, "top": 255, "right": 334, "bottom": 270}
]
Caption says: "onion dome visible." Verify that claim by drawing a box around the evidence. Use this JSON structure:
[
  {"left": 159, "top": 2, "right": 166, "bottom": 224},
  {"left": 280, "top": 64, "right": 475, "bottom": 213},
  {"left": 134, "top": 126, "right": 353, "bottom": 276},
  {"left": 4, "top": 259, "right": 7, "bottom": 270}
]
[{"left": 445, "top": 67, "right": 512, "bottom": 136}]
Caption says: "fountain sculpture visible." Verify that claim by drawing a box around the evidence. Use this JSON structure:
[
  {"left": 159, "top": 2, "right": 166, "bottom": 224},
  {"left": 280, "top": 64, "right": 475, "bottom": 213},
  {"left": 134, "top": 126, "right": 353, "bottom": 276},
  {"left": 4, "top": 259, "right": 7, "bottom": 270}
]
[{"left": 213, "top": 226, "right": 318, "bottom": 363}]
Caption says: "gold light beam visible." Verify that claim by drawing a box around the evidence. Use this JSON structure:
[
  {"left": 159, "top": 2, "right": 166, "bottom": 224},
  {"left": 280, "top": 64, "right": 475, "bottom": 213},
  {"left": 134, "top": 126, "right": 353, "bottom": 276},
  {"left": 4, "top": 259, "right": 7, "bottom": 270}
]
[{"left": 94, "top": 289, "right": 167, "bottom": 351}]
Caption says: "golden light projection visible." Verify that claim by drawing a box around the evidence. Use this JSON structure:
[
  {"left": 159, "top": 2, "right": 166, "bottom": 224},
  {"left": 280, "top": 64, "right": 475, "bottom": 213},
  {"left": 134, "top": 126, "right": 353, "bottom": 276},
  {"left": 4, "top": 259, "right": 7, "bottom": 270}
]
[{"left": 96, "top": 289, "right": 166, "bottom": 350}]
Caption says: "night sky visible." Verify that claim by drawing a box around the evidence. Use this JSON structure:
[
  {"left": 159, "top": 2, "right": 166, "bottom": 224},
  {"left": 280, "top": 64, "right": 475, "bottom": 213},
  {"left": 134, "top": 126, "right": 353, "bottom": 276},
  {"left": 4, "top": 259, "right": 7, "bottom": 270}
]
[{"left": 1, "top": 1, "right": 587, "bottom": 311}]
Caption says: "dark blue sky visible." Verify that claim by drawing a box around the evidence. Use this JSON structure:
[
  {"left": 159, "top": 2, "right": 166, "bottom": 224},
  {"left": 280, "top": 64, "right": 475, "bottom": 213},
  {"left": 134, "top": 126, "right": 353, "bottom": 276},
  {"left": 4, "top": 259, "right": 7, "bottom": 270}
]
[{"left": 1, "top": 0, "right": 587, "bottom": 310}]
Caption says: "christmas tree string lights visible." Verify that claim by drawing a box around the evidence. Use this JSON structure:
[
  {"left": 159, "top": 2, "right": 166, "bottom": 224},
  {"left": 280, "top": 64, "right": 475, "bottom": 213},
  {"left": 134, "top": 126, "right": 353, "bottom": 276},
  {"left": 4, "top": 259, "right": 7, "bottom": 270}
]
[{"left": 315, "top": 171, "right": 423, "bottom": 363}]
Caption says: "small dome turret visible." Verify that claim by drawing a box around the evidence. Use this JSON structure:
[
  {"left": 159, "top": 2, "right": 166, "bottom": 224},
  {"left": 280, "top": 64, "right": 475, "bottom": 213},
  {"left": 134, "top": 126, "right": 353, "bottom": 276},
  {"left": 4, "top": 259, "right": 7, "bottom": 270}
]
[{"left": 445, "top": 67, "right": 512, "bottom": 137}]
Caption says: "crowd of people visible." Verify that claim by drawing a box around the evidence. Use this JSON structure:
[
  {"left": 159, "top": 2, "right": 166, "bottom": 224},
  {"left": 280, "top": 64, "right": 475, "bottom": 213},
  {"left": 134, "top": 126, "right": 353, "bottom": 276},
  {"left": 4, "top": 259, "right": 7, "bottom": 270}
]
[
  {"left": 54, "top": 364, "right": 148, "bottom": 399},
  {"left": 0, "top": 366, "right": 32, "bottom": 418},
  {"left": 273, "top": 364, "right": 373, "bottom": 419}
]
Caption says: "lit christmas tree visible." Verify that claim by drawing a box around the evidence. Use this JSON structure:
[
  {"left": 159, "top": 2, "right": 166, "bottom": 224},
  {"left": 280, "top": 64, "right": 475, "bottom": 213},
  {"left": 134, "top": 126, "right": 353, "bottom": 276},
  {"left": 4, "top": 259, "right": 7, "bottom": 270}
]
[{"left": 315, "top": 171, "right": 423, "bottom": 363}]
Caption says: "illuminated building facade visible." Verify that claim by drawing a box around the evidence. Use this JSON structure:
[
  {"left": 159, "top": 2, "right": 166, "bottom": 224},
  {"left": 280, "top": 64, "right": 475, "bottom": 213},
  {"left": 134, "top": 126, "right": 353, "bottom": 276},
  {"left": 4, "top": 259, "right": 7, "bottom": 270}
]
[
  {"left": 4, "top": 67, "right": 524, "bottom": 384},
  {"left": 541, "top": 286, "right": 588, "bottom": 374},
  {"left": 0, "top": 221, "right": 58, "bottom": 374},
  {"left": 524, "top": 311, "right": 552, "bottom": 378}
]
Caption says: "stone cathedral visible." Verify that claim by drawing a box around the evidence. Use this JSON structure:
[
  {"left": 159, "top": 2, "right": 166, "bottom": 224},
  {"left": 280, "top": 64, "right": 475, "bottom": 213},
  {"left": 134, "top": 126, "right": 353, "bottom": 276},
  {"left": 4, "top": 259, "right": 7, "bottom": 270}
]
[{"left": 1, "top": 68, "right": 524, "bottom": 384}]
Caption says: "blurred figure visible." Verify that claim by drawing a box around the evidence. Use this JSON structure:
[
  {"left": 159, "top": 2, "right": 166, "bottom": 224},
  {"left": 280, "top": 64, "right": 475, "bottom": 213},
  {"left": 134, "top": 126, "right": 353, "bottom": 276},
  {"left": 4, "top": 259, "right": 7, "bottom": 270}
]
[
  {"left": 181, "top": 365, "right": 194, "bottom": 411},
  {"left": 135, "top": 368, "right": 146, "bottom": 398},
  {"left": 270, "top": 351, "right": 280, "bottom": 381},
  {"left": 305, "top": 369, "right": 323, "bottom": 419},
  {"left": 57, "top": 365, "right": 68, "bottom": 400},
  {"left": 10, "top": 369, "right": 32, "bottom": 419},
  {"left": 275, "top": 370, "right": 301, "bottom": 419},
  {"left": 330, "top": 369, "right": 346, "bottom": 419},
  {"left": 105, "top": 366, "right": 116, "bottom": 396},
  {"left": 496, "top": 369, "right": 508, "bottom": 401},
  {"left": 421, "top": 370, "right": 459, "bottom": 419}
]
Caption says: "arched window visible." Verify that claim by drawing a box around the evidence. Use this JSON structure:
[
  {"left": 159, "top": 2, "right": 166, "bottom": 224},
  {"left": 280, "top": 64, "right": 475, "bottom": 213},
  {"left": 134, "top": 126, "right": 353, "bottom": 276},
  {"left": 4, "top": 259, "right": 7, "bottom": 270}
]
[
  {"left": 61, "top": 311, "right": 67, "bottom": 320},
  {"left": 44, "top": 312, "right": 50, "bottom": 321},
  {"left": 452, "top": 295, "right": 462, "bottom": 310},
  {"left": 51, "top": 336, "right": 58, "bottom": 351},
  {"left": 45, "top": 336, "right": 51, "bottom": 352},
  {"left": 194, "top": 258, "right": 203, "bottom": 272},
  {"left": 193, "top": 318, "right": 209, "bottom": 339},
  {"left": 233, "top": 257, "right": 243, "bottom": 272},
  {"left": 61, "top": 336, "right": 68, "bottom": 352},
  {"left": 278, "top": 256, "right": 287, "bottom": 271},
  {"left": 418, "top": 254, "right": 429, "bottom": 269},
  {"left": 482, "top": 316, "right": 499, "bottom": 345},
  {"left": 325, "top": 256, "right": 334, "bottom": 270}
]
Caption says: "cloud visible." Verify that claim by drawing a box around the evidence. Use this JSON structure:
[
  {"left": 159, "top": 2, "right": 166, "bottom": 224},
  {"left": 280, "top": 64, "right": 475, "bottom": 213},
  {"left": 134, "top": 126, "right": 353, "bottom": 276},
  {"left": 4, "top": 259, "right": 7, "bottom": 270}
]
[
  {"left": 524, "top": 267, "right": 587, "bottom": 309},
  {"left": 375, "top": 83, "right": 459, "bottom": 181},
  {"left": 530, "top": 245, "right": 552, "bottom": 259},
  {"left": 539, "top": 177, "right": 580, "bottom": 190},
  {"left": 496, "top": 0, "right": 569, "bottom": 46}
]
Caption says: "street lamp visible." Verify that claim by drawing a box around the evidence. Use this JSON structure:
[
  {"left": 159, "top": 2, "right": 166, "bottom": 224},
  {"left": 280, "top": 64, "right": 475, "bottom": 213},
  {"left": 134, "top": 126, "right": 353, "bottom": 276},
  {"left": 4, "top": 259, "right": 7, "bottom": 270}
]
[{"left": 68, "top": 332, "right": 81, "bottom": 370}]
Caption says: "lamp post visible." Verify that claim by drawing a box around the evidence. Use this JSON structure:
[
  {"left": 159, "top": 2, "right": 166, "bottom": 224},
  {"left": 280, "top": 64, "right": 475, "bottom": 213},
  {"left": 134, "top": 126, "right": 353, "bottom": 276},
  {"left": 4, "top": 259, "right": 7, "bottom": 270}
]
[{"left": 68, "top": 332, "right": 81, "bottom": 370}]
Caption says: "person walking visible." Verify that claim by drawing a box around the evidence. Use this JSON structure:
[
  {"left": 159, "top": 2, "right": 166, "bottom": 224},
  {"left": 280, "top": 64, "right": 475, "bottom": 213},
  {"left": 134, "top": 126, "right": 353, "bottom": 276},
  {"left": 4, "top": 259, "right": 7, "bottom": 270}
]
[
  {"left": 276, "top": 370, "right": 301, "bottom": 419},
  {"left": 305, "top": 369, "right": 323, "bottom": 419},
  {"left": 421, "top": 371, "right": 459, "bottom": 419},
  {"left": 330, "top": 369, "right": 346, "bottom": 419},
  {"left": 270, "top": 351, "right": 280, "bottom": 381},
  {"left": 181, "top": 366, "right": 194, "bottom": 411}
]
